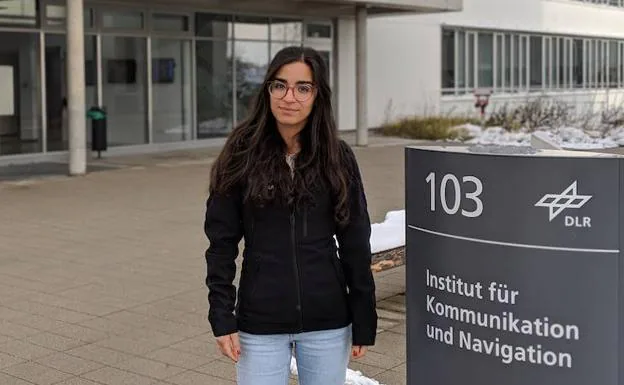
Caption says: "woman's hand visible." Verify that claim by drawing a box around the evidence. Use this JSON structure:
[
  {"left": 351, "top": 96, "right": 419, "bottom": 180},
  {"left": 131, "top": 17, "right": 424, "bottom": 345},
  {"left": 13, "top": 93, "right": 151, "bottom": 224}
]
[
  {"left": 351, "top": 345, "right": 368, "bottom": 359},
  {"left": 216, "top": 332, "right": 241, "bottom": 362}
]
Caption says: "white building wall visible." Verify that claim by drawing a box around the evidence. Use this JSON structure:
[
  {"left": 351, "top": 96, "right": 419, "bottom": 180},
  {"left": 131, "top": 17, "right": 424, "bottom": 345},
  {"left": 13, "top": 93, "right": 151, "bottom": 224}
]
[{"left": 351, "top": 0, "right": 624, "bottom": 128}]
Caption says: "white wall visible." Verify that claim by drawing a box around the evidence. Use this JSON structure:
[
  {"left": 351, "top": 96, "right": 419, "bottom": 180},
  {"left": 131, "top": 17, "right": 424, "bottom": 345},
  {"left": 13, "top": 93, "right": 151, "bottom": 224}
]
[
  {"left": 442, "top": 0, "right": 624, "bottom": 38},
  {"left": 356, "top": 0, "right": 624, "bottom": 127},
  {"left": 337, "top": 13, "right": 442, "bottom": 129}
]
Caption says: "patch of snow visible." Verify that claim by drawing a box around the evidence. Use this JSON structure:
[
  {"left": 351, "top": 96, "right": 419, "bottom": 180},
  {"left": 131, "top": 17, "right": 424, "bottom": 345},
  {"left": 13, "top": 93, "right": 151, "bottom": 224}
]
[
  {"left": 370, "top": 210, "right": 406, "bottom": 254},
  {"left": 457, "top": 123, "right": 483, "bottom": 139},
  {"left": 610, "top": 127, "right": 624, "bottom": 145},
  {"left": 467, "top": 126, "right": 530, "bottom": 146},
  {"left": 457, "top": 125, "right": 624, "bottom": 150},
  {"left": 290, "top": 356, "right": 385, "bottom": 385}
]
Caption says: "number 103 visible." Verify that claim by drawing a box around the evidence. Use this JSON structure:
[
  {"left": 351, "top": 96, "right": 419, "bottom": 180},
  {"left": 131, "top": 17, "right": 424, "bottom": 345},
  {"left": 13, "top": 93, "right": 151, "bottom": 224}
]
[{"left": 425, "top": 172, "right": 484, "bottom": 218}]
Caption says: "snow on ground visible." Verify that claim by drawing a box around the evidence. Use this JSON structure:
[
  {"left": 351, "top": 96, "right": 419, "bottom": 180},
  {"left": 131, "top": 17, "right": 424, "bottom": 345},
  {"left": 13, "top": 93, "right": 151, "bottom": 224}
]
[
  {"left": 334, "top": 210, "right": 407, "bottom": 254},
  {"left": 456, "top": 124, "right": 624, "bottom": 150},
  {"left": 370, "top": 210, "right": 406, "bottom": 254}
]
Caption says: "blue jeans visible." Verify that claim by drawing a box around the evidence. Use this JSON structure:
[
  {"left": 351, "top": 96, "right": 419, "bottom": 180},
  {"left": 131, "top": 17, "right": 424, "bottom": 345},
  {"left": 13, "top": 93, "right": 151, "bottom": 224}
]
[{"left": 236, "top": 325, "right": 351, "bottom": 385}]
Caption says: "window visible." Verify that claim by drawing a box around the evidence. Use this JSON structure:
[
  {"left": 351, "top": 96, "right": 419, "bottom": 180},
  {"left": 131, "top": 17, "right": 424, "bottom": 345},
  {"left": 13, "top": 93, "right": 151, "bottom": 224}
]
[
  {"left": 153, "top": 14, "right": 189, "bottom": 32},
  {"left": 529, "top": 36, "right": 542, "bottom": 89},
  {"left": 620, "top": 42, "right": 624, "bottom": 88},
  {"left": 513, "top": 35, "right": 521, "bottom": 89},
  {"left": 559, "top": 39, "right": 567, "bottom": 89},
  {"left": 467, "top": 33, "right": 475, "bottom": 89},
  {"left": 234, "top": 16, "right": 269, "bottom": 40},
  {"left": 495, "top": 34, "right": 504, "bottom": 90},
  {"left": 0, "top": 0, "right": 38, "bottom": 26},
  {"left": 441, "top": 30, "right": 455, "bottom": 92},
  {"left": 609, "top": 41, "right": 618, "bottom": 87},
  {"left": 504, "top": 34, "right": 511, "bottom": 90},
  {"left": 0, "top": 32, "right": 42, "bottom": 155},
  {"left": 573, "top": 39, "right": 583, "bottom": 88},
  {"left": 102, "top": 10, "right": 144, "bottom": 30},
  {"left": 151, "top": 39, "right": 193, "bottom": 143},
  {"left": 43, "top": 4, "right": 93, "bottom": 28},
  {"left": 195, "top": 13, "right": 232, "bottom": 38},
  {"left": 195, "top": 40, "right": 233, "bottom": 138},
  {"left": 586, "top": 40, "right": 595, "bottom": 88},
  {"left": 478, "top": 33, "right": 494, "bottom": 88},
  {"left": 306, "top": 24, "right": 332, "bottom": 39},
  {"left": 271, "top": 18, "right": 302, "bottom": 42},
  {"left": 441, "top": 26, "right": 624, "bottom": 94},
  {"left": 457, "top": 31, "right": 466, "bottom": 90},
  {"left": 573, "top": 0, "right": 624, "bottom": 7}
]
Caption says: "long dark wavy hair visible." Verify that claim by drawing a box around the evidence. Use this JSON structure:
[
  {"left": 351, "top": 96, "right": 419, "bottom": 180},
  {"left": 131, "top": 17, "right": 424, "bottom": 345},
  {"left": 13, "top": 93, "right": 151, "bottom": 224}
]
[{"left": 209, "top": 46, "right": 351, "bottom": 226}]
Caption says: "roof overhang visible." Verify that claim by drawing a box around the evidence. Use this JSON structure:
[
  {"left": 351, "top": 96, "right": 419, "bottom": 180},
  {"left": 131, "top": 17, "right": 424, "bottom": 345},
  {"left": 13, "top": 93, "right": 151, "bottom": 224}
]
[
  {"left": 309, "top": 0, "right": 462, "bottom": 15},
  {"left": 131, "top": 0, "right": 461, "bottom": 18}
]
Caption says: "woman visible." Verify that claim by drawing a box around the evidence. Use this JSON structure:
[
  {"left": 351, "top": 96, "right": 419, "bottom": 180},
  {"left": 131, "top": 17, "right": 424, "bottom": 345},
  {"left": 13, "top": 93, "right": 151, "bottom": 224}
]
[{"left": 203, "top": 46, "right": 377, "bottom": 385}]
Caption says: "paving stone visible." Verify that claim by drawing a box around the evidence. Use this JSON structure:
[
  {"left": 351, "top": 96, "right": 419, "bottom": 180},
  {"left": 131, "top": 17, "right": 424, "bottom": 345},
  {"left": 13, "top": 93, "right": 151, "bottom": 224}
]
[
  {"left": 145, "top": 347, "right": 214, "bottom": 370},
  {"left": 82, "top": 366, "right": 155, "bottom": 385},
  {"left": 112, "top": 356, "right": 187, "bottom": 379},
  {"left": 34, "top": 352, "right": 104, "bottom": 376},
  {"left": 165, "top": 370, "right": 236, "bottom": 385},
  {"left": 0, "top": 372, "right": 35, "bottom": 385},
  {"left": 0, "top": 351, "right": 24, "bottom": 370},
  {"left": 53, "top": 378, "right": 102, "bottom": 385},
  {"left": 1, "top": 361, "right": 73, "bottom": 385},
  {"left": 26, "top": 332, "right": 87, "bottom": 352},
  {"left": 0, "top": 340, "right": 57, "bottom": 361}
]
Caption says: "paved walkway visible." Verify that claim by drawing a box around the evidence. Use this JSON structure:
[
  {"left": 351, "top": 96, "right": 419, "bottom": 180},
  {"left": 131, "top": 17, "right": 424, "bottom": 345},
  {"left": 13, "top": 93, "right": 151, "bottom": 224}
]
[{"left": 0, "top": 136, "right": 417, "bottom": 385}]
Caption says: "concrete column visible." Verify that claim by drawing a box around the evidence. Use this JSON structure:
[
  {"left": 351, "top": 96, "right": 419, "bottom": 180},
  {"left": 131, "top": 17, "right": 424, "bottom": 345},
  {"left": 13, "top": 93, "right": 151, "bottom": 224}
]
[
  {"left": 67, "top": 0, "right": 87, "bottom": 175},
  {"left": 355, "top": 5, "right": 368, "bottom": 146}
]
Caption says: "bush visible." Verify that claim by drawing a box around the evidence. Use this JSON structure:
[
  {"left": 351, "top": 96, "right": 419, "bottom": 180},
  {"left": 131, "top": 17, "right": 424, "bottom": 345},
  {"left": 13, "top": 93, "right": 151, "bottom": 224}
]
[
  {"left": 485, "top": 97, "right": 574, "bottom": 131},
  {"left": 380, "top": 116, "right": 478, "bottom": 141}
]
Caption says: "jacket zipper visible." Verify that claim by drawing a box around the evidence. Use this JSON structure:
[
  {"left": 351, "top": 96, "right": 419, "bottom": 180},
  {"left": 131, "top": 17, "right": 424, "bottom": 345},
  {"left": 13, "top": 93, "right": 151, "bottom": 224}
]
[{"left": 290, "top": 209, "right": 304, "bottom": 331}]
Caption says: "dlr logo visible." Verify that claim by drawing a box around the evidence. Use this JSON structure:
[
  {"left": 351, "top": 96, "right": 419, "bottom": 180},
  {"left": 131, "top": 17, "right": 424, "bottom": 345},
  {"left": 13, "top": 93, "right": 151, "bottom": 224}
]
[{"left": 565, "top": 216, "right": 591, "bottom": 228}]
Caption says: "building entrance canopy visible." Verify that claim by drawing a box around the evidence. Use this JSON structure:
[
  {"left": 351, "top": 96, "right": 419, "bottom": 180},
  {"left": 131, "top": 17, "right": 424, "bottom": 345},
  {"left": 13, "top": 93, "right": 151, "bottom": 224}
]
[{"left": 120, "top": 0, "right": 461, "bottom": 17}]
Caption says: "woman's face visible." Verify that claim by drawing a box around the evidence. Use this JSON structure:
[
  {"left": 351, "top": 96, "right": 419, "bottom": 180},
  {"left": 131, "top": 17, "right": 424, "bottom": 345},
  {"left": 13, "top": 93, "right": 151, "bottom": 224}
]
[{"left": 269, "top": 61, "right": 317, "bottom": 128}]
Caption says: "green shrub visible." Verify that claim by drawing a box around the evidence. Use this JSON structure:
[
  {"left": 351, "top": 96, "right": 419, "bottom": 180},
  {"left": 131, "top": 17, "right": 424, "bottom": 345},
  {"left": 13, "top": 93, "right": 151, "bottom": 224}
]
[{"left": 380, "top": 116, "right": 478, "bottom": 141}]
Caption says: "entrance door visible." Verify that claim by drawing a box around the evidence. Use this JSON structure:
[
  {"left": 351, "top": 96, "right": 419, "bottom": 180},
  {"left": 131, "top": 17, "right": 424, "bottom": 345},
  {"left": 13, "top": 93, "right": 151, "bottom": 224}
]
[{"left": 44, "top": 34, "right": 97, "bottom": 152}]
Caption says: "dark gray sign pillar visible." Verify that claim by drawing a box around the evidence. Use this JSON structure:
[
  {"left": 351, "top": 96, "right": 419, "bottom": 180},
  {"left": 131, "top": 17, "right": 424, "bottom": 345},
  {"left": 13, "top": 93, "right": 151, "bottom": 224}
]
[{"left": 405, "top": 145, "right": 624, "bottom": 385}]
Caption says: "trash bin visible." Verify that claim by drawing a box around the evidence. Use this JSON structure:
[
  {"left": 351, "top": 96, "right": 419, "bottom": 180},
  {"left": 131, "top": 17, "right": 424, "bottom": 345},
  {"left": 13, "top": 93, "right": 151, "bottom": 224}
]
[
  {"left": 405, "top": 144, "right": 623, "bottom": 385},
  {"left": 87, "top": 106, "right": 107, "bottom": 158}
]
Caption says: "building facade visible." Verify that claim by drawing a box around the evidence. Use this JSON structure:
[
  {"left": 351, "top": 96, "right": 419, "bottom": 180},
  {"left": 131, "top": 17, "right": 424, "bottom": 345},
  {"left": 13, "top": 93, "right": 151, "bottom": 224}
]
[
  {"left": 0, "top": 0, "right": 461, "bottom": 167},
  {"left": 367, "top": 0, "right": 624, "bottom": 127}
]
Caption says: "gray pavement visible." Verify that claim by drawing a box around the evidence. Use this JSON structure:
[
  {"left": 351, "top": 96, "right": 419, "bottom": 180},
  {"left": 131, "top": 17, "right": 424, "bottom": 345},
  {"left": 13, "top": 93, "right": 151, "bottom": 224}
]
[{"left": 0, "top": 135, "right": 417, "bottom": 385}]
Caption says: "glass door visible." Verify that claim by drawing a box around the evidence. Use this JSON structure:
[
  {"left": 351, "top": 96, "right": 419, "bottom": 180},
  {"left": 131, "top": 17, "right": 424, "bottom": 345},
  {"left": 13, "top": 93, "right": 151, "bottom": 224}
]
[{"left": 43, "top": 34, "right": 98, "bottom": 151}]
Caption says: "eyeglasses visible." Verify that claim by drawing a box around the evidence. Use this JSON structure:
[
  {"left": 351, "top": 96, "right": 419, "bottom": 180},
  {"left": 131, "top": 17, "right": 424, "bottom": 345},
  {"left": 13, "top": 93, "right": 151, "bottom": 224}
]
[{"left": 267, "top": 80, "right": 315, "bottom": 102}]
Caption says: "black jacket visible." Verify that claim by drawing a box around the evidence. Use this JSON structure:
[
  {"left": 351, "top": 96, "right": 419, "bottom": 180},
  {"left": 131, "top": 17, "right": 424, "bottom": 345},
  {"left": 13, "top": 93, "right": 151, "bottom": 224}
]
[{"left": 203, "top": 141, "right": 377, "bottom": 346}]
